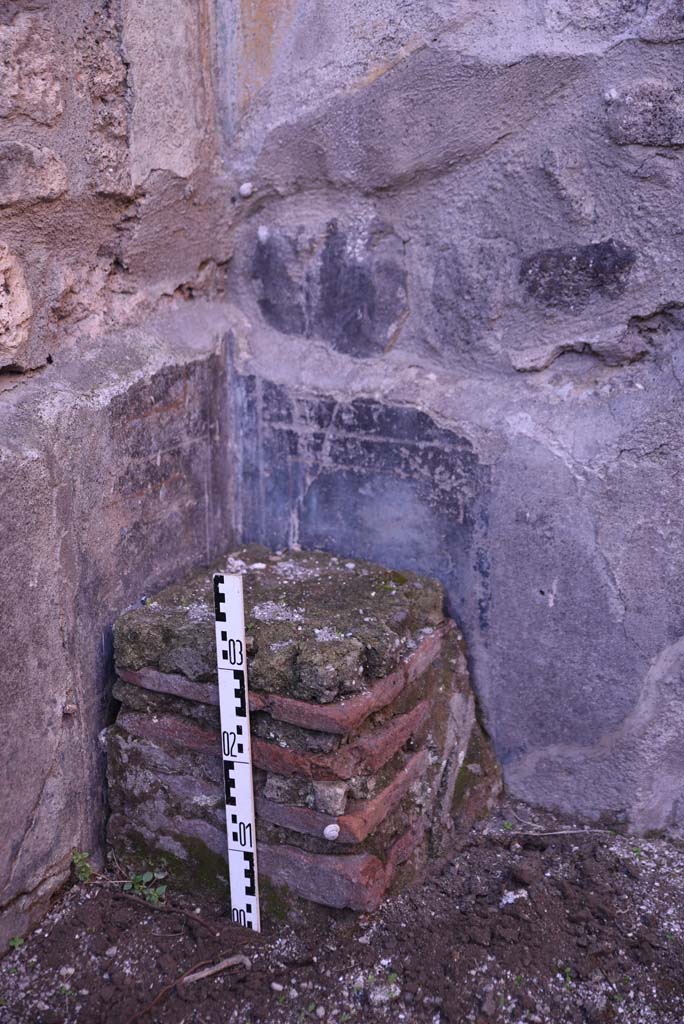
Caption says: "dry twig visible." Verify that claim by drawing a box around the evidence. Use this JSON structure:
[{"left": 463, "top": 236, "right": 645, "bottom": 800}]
[
  {"left": 505, "top": 829, "right": 614, "bottom": 838},
  {"left": 181, "top": 954, "right": 252, "bottom": 986},
  {"left": 111, "top": 889, "right": 218, "bottom": 936},
  {"left": 126, "top": 952, "right": 251, "bottom": 1023}
]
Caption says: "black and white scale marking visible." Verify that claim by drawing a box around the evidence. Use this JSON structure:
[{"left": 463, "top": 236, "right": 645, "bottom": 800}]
[{"left": 213, "top": 573, "right": 261, "bottom": 932}]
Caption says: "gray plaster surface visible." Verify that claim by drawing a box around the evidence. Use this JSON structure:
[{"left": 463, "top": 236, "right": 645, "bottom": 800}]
[
  {"left": 0, "top": 302, "right": 232, "bottom": 949},
  {"left": 218, "top": 0, "right": 684, "bottom": 833},
  {"left": 227, "top": 310, "right": 684, "bottom": 831}
]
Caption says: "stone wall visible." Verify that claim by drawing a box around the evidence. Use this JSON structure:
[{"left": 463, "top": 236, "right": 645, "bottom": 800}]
[
  {"left": 0, "top": 0, "right": 236, "bottom": 949},
  {"left": 2, "top": 0, "right": 684, "bottom": 949}
]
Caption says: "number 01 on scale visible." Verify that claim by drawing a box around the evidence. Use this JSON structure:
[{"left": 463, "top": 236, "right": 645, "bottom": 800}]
[{"left": 212, "top": 573, "right": 261, "bottom": 932}]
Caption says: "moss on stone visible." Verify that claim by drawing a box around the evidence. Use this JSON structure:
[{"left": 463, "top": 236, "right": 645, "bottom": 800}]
[
  {"left": 450, "top": 724, "right": 502, "bottom": 829},
  {"left": 113, "top": 546, "right": 445, "bottom": 705},
  {"left": 110, "top": 822, "right": 230, "bottom": 897},
  {"left": 259, "top": 877, "right": 293, "bottom": 924}
]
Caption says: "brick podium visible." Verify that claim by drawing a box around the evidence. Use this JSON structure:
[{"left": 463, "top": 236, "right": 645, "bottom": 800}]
[{"left": 107, "top": 547, "right": 499, "bottom": 912}]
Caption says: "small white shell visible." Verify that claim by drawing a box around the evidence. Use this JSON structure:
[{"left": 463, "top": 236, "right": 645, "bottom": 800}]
[
  {"left": 323, "top": 823, "right": 340, "bottom": 841},
  {"left": 239, "top": 181, "right": 255, "bottom": 198}
]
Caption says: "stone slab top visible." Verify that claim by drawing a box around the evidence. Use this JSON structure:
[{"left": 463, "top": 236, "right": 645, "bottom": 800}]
[{"left": 114, "top": 545, "right": 445, "bottom": 705}]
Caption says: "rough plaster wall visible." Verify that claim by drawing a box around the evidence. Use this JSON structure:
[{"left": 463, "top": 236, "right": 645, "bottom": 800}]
[
  {"left": 3, "top": 0, "right": 684, "bottom": 950},
  {"left": 0, "top": 305, "right": 234, "bottom": 950},
  {"left": 221, "top": 0, "right": 684, "bottom": 833},
  {"left": 0, "top": 0, "right": 242, "bottom": 947}
]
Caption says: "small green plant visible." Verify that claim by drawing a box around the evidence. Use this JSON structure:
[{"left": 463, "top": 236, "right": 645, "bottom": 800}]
[
  {"left": 122, "top": 869, "right": 168, "bottom": 904},
  {"left": 8, "top": 938, "right": 24, "bottom": 951},
  {"left": 563, "top": 965, "right": 573, "bottom": 989},
  {"left": 387, "top": 972, "right": 398, "bottom": 985},
  {"left": 514, "top": 974, "right": 523, "bottom": 985},
  {"left": 632, "top": 846, "right": 643, "bottom": 861},
  {"left": 72, "top": 850, "right": 94, "bottom": 883},
  {"left": 503, "top": 820, "right": 514, "bottom": 831},
  {"left": 58, "top": 985, "right": 71, "bottom": 995}
]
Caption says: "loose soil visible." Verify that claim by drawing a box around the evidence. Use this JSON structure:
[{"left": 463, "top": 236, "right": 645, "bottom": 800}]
[{"left": 1, "top": 802, "right": 683, "bottom": 1024}]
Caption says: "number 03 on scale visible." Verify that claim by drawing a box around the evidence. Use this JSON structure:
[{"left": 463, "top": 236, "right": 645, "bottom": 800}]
[{"left": 213, "top": 573, "right": 261, "bottom": 931}]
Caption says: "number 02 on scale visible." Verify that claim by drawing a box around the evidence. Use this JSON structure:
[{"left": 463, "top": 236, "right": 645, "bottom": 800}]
[{"left": 212, "top": 573, "right": 261, "bottom": 931}]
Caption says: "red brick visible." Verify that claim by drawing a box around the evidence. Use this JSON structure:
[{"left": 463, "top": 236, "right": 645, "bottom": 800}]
[
  {"left": 118, "top": 625, "right": 449, "bottom": 735},
  {"left": 255, "top": 749, "right": 429, "bottom": 843},
  {"left": 252, "top": 699, "right": 431, "bottom": 781},
  {"left": 118, "top": 710, "right": 217, "bottom": 754},
  {"left": 250, "top": 624, "right": 450, "bottom": 734},
  {"left": 257, "top": 843, "right": 388, "bottom": 912},
  {"left": 257, "top": 817, "right": 429, "bottom": 911},
  {"left": 118, "top": 667, "right": 219, "bottom": 706}
]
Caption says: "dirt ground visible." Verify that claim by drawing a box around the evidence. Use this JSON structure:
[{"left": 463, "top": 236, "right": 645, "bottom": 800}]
[{"left": 1, "top": 801, "right": 683, "bottom": 1024}]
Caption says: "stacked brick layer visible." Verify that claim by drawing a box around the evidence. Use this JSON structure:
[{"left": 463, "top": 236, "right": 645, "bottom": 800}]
[{"left": 107, "top": 547, "right": 500, "bottom": 911}]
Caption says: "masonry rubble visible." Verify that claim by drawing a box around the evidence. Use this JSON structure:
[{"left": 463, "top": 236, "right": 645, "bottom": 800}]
[{"left": 107, "top": 546, "right": 500, "bottom": 913}]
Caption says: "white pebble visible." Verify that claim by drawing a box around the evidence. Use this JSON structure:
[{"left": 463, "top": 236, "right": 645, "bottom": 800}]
[
  {"left": 59, "top": 966, "right": 75, "bottom": 977},
  {"left": 316, "top": 1007, "right": 325, "bottom": 1019},
  {"left": 323, "top": 823, "right": 340, "bottom": 841},
  {"left": 104, "top": 946, "right": 117, "bottom": 958},
  {"left": 239, "top": 181, "right": 255, "bottom": 198},
  {"left": 345, "top": 562, "right": 356, "bottom": 569},
  {"left": 271, "top": 981, "right": 284, "bottom": 992},
  {"left": 257, "top": 225, "right": 270, "bottom": 243}
]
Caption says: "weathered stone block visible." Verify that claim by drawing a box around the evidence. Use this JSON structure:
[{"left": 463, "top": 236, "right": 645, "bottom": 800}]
[
  {"left": 0, "top": 13, "right": 63, "bottom": 124},
  {"left": 76, "top": 6, "right": 130, "bottom": 195},
  {"left": 115, "top": 547, "right": 444, "bottom": 702},
  {"left": 312, "top": 780, "right": 348, "bottom": 816},
  {"left": 0, "top": 144, "right": 68, "bottom": 208},
  {"left": 606, "top": 80, "right": 684, "bottom": 147},
  {"left": 122, "top": 0, "right": 204, "bottom": 184},
  {"left": 0, "top": 245, "right": 32, "bottom": 371}
]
